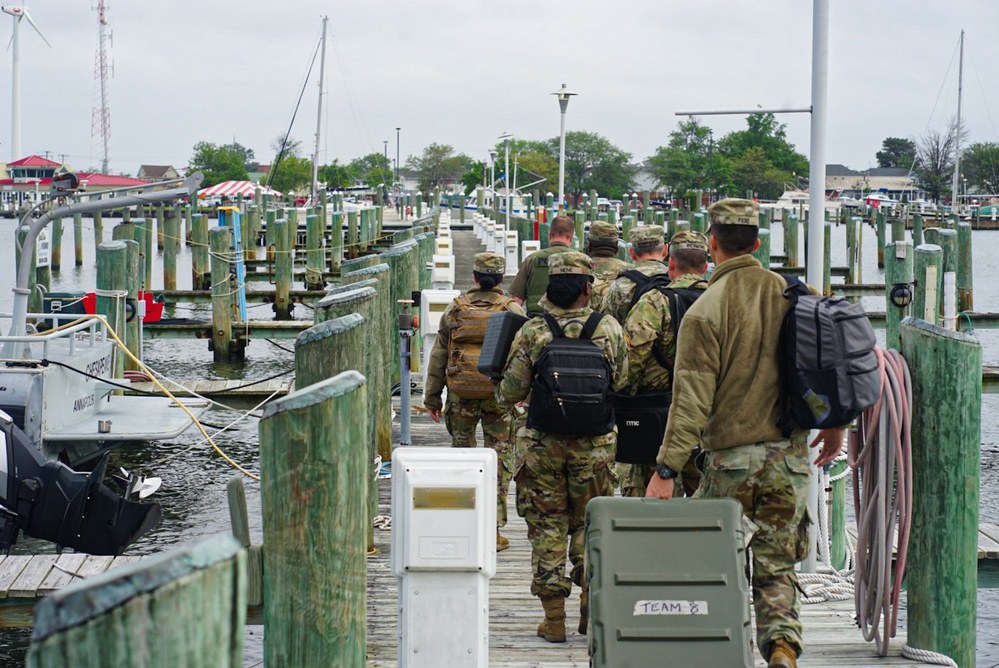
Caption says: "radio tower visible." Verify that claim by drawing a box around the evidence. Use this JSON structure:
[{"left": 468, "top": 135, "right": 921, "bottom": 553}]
[{"left": 91, "top": 0, "right": 111, "bottom": 173}]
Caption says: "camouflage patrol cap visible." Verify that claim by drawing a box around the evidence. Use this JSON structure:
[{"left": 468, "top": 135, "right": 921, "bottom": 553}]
[
  {"left": 708, "top": 198, "right": 759, "bottom": 226},
  {"left": 669, "top": 230, "right": 708, "bottom": 254},
  {"left": 473, "top": 252, "right": 505, "bottom": 274},
  {"left": 629, "top": 224, "right": 665, "bottom": 248},
  {"left": 548, "top": 251, "right": 592, "bottom": 276},
  {"left": 587, "top": 220, "right": 619, "bottom": 243}
]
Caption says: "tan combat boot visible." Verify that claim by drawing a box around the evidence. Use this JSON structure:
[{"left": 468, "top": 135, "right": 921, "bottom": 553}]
[
  {"left": 578, "top": 578, "right": 588, "bottom": 635},
  {"left": 496, "top": 529, "right": 510, "bottom": 552},
  {"left": 536, "top": 594, "right": 567, "bottom": 643},
  {"left": 768, "top": 639, "right": 798, "bottom": 668}
]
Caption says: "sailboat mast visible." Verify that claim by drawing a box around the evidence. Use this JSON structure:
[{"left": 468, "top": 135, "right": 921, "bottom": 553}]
[
  {"left": 311, "top": 16, "right": 328, "bottom": 203},
  {"left": 951, "top": 29, "right": 964, "bottom": 210}
]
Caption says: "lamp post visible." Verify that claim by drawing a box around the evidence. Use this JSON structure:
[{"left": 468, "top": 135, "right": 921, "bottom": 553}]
[
  {"left": 552, "top": 84, "right": 577, "bottom": 214},
  {"left": 489, "top": 149, "right": 497, "bottom": 193},
  {"left": 499, "top": 133, "right": 513, "bottom": 232},
  {"left": 395, "top": 127, "right": 401, "bottom": 186},
  {"left": 708, "top": 130, "right": 714, "bottom": 205},
  {"left": 383, "top": 140, "right": 389, "bottom": 188}
]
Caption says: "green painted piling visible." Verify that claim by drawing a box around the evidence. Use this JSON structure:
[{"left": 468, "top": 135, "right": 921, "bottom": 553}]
[
  {"left": 260, "top": 370, "right": 368, "bottom": 667},
  {"left": 50, "top": 218, "right": 61, "bottom": 272},
  {"left": 760, "top": 207, "right": 772, "bottom": 231},
  {"left": 642, "top": 191, "right": 650, "bottom": 218},
  {"left": 900, "top": 318, "right": 980, "bottom": 668},
  {"left": 143, "top": 216, "right": 153, "bottom": 290},
  {"left": 210, "top": 227, "right": 237, "bottom": 361},
  {"left": 691, "top": 212, "right": 706, "bottom": 234},
  {"left": 340, "top": 254, "right": 382, "bottom": 274},
  {"left": 122, "top": 206, "right": 131, "bottom": 223},
  {"left": 913, "top": 244, "right": 943, "bottom": 326},
  {"left": 27, "top": 535, "right": 246, "bottom": 668},
  {"left": 191, "top": 215, "right": 210, "bottom": 290},
  {"left": 163, "top": 212, "right": 179, "bottom": 291},
  {"left": 92, "top": 211, "right": 104, "bottom": 253},
  {"left": 923, "top": 227, "right": 940, "bottom": 248},
  {"left": 884, "top": 241, "right": 913, "bottom": 350},
  {"left": 111, "top": 227, "right": 143, "bottom": 368},
  {"left": 185, "top": 204, "right": 193, "bottom": 245},
  {"left": 539, "top": 222, "right": 550, "bottom": 249},
  {"left": 823, "top": 223, "right": 832, "bottom": 296},
  {"left": 891, "top": 212, "right": 905, "bottom": 243},
  {"left": 913, "top": 214, "right": 924, "bottom": 247},
  {"left": 621, "top": 215, "right": 635, "bottom": 245},
  {"left": 155, "top": 204, "right": 165, "bottom": 250},
  {"left": 785, "top": 213, "right": 799, "bottom": 268},
  {"left": 347, "top": 210, "right": 359, "bottom": 258},
  {"left": 95, "top": 241, "right": 129, "bottom": 380},
  {"left": 265, "top": 209, "right": 277, "bottom": 261},
  {"left": 875, "top": 209, "right": 886, "bottom": 269},
  {"left": 379, "top": 240, "right": 420, "bottom": 384},
  {"left": 939, "top": 227, "right": 958, "bottom": 276},
  {"left": 957, "top": 222, "right": 973, "bottom": 312},
  {"left": 846, "top": 216, "right": 859, "bottom": 284},
  {"left": 73, "top": 214, "right": 83, "bottom": 266},
  {"left": 574, "top": 210, "right": 586, "bottom": 246},
  {"left": 830, "top": 458, "right": 848, "bottom": 571},
  {"left": 329, "top": 211, "right": 344, "bottom": 272},
  {"left": 415, "top": 231, "right": 435, "bottom": 292},
  {"left": 752, "top": 228, "right": 771, "bottom": 269},
  {"left": 273, "top": 219, "right": 293, "bottom": 320},
  {"left": 675, "top": 220, "right": 690, "bottom": 235},
  {"left": 305, "top": 214, "right": 324, "bottom": 290}
]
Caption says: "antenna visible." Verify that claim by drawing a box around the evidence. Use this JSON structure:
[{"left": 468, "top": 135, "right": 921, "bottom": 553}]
[
  {"left": 2, "top": 5, "right": 51, "bottom": 161},
  {"left": 91, "top": 0, "right": 111, "bottom": 173}
]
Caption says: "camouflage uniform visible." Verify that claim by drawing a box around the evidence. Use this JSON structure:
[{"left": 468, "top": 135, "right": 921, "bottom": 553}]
[
  {"left": 656, "top": 199, "right": 811, "bottom": 661},
  {"left": 495, "top": 252, "right": 629, "bottom": 598},
  {"left": 508, "top": 241, "right": 572, "bottom": 317},
  {"left": 586, "top": 220, "right": 629, "bottom": 311},
  {"left": 600, "top": 225, "right": 668, "bottom": 323},
  {"left": 424, "top": 252, "right": 526, "bottom": 527}
]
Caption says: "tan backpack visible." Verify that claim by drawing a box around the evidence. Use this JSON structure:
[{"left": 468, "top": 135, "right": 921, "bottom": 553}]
[{"left": 446, "top": 294, "right": 515, "bottom": 399}]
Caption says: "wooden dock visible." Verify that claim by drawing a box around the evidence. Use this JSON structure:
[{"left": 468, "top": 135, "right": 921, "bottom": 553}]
[{"left": 124, "top": 378, "right": 293, "bottom": 409}]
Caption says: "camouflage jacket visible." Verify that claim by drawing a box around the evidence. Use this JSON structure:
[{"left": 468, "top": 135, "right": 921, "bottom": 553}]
[
  {"left": 600, "top": 259, "right": 669, "bottom": 324},
  {"left": 589, "top": 255, "right": 629, "bottom": 311},
  {"left": 624, "top": 273, "right": 707, "bottom": 393},
  {"left": 424, "top": 287, "right": 525, "bottom": 412},
  {"left": 495, "top": 304, "right": 629, "bottom": 407}
]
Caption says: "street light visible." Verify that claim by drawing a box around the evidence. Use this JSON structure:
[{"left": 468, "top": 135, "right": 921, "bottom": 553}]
[
  {"left": 708, "top": 130, "right": 714, "bottom": 206},
  {"left": 499, "top": 133, "right": 513, "bottom": 233},
  {"left": 395, "top": 127, "right": 401, "bottom": 186},
  {"left": 383, "top": 140, "right": 389, "bottom": 191},
  {"left": 551, "top": 83, "right": 577, "bottom": 214},
  {"left": 489, "top": 149, "right": 497, "bottom": 194}
]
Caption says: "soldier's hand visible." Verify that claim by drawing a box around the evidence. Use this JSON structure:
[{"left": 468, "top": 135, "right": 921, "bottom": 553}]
[
  {"left": 809, "top": 427, "right": 845, "bottom": 467},
  {"left": 645, "top": 475, "right": 674, "bottom": 500},
  {"left": 428, "top": 409, "right": 442, "bottom": 423}
]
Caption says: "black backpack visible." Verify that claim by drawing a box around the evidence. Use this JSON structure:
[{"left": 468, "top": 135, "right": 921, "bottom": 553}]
[
  {"left": 776, "top": 275, "right": 881, "bottom": 436},
  {"left": 526, "top": 312, "right": 615, "bottom": 436},
  {"left": 621, "top": 269, "right": 707, "bottom": 370}
]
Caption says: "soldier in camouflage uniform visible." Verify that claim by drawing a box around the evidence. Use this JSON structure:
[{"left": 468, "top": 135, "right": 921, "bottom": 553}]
[
  {"left": 585, "top": 220, "right": 628, "bottom": 310},
  {"left": 600, "top": 224, "right": 668, "bottom": 323},
  {"left": 495, "top": 252, "right": 628, "bottom": 643},
  {"left": 619, "top": 230, "right": 710, "bottom": 497},
  {"left": 425, "top": 252, "right": 526, "bottom": 552},
  {"left": 646, "top": 199, "right": 845, "bottom": 668},
  {"left": 508, "top": 215, "right": 575, "bottom": 316}
]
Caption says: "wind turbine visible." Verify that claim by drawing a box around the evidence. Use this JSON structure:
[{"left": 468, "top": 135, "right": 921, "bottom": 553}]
[{"left": 2, "top": 6, "right": 51, "bottom": 161}]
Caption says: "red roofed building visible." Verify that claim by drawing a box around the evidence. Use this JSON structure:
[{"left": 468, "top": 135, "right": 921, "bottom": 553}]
[
  {"left": 1, "top": 156, "right": 151, "bottom": 214},
  {"left": 75, "top": 173, "right": 152, "bottom": 188}
]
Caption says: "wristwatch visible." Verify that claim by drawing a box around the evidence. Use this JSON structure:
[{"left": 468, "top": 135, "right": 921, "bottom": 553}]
[{"left": 655, "top": 464, "right": 679, "bottom": 480}]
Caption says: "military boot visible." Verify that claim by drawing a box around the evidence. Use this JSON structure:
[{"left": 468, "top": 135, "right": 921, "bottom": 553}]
[
  {"left": 768, "top": 639, "right": 798, "bottom": 668},
  {"left": 536, "top": 594, "right": 567, "bottom": 643},
  {"left": 578, "top": 578, "right": 588, "bottom": 635},
  {"left": 496, "top": 529, "right": 510, "bottom": 552}
]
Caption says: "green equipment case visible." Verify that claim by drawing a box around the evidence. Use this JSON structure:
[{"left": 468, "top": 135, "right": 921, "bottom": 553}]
[{"left": 585, "top": 497, "right": 753, "bottom": 667}]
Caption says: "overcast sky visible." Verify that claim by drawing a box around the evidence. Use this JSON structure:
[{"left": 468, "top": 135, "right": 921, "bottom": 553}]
[{"left": 3, "top": 0, "right": 997, "bottom": 178}]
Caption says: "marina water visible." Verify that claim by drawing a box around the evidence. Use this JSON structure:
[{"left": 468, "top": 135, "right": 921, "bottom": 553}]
[{"left": 0, "top": 215, "right": 996, "bottom": 664}]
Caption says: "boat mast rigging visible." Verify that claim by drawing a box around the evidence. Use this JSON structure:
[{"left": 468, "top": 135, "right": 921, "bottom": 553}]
[
  {"left": 950, "top": 29, "right": 964, "bottom": 210},
  {"left": 311, "top": 16, "right": 328, "bottom": 204}
]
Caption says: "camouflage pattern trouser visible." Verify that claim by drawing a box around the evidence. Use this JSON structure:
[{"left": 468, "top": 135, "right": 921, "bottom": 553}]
[
  {"left": 693, "top": 439, "right": 810, "bottom": 660},
  {"left": 514, "top": 427, "right": 616, "bottom": 598},
  {"left": 444, "top": 394, "right": 516, "bottom": 527},
  {"left": 619, "top": 453, "right": 702, "bottom": 498}
]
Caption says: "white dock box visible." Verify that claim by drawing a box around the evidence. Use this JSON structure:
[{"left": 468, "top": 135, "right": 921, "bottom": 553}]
[
  {"left": 504, "top": 230, "right": 519, "bottom": 275},
  {"left": 493, "top": 225, "right": 506, "bottom": 256},
  {"left": 433, "top": 237, "right": 452, "bottom": 256},
  {"left": 420, "top": 289, "right": 460, "bottom": 389},
  {"left": 430, "top": 254, "right": 455, "bottom": 290},
  {"left": 521, "top": 239, "right": 541, "bottom": 261},
  {"left": 392, "top": 447, "right": 497, "bottom": 668}
]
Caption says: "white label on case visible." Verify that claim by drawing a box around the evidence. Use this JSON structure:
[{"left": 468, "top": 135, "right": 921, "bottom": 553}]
[{"left": 633, "top": 600, "right": 709, "bottom": 616}]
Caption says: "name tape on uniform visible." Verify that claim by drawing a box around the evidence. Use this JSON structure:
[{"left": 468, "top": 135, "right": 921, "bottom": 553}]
[{"left": 633, "top": 600, "right": 709, "bottom": 616}]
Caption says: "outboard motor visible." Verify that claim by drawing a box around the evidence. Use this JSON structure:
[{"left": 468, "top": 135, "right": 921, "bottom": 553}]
[{"left": 0, "top": 409, "right": 162, "bottom": 555}]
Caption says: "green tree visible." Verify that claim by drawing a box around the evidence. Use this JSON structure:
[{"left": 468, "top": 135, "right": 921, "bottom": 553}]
[
  {"left": 187, "top": 141, "right": 249, "bottom": 187},
  {"left": 914, "top": 120, "right": 967, "bottom": 202},
  {"left": 960, "top": 141, "right": 999, "bottom": 194},
  {"left": 876, "top": 137, "right": 916, "bottom": 169},
  {"left": 561, "top": 131, "right": 633, "bottom": 202},
  {"left": 719, "top": 113, "right": 808, "bottom": 179},
  {"left": 270, "top": 154, "right": 313, "bottom": 195},
  {"left": 729, "top": 147, "right": 787, "bottom": 200},
  {"left": 222, "top": 141, "right": 256, "bottom": 172},
  {"left": 648, "top": 118, "right": 730, "bottom": 197},
  {"left": 321, "top": 160, "right": 355, "bottom": 189},
  {"left": 488, "top": 139, "right": 558, "bottom": 193},
  {"left": 461, "top": 160, "right": 487, "bottom": 194},
  {"left": 347, "top": 153, "right": 392, "bottom": 188},
  {"left": 406, "top": 143, "right": 471, "bottom": 192}
]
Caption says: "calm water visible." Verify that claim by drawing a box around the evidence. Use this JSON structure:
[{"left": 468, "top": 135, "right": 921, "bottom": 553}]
[{"left": 0, "top": 215, "right": 997, "bottom": 664}]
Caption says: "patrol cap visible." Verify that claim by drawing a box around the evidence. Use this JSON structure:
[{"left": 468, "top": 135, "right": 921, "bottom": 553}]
[
  {"left": 473, "top": 252, "right": 505, "bottom": 274},
  {"left": 548, "top": 251, "right": 592, "bottom": 276},
  {"left": 669, "top": 230, "right": 708, "bottom": 254},
  {"left": 587, "top": 220, "right": 619, "bottom": 243},
  {"left": 708, "top": 198, "right": 759, "bottom": 227},
  {"left": 629, "top": 224, "right": 665, "bottom": 249}
]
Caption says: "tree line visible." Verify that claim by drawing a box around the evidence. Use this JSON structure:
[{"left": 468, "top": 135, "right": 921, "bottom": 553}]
[{"left": 186, "top": 117, "right": 999, "bottom": 203}]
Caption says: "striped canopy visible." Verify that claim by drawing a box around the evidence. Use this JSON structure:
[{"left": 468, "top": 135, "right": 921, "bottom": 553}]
[{"left": 198, "top": 180, "right": 283, "bottom": 198}]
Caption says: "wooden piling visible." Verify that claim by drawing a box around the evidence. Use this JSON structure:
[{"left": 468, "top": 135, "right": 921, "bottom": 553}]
[
  {"left": 163, "top": 211, "right": 179, "bottom": 291},
  {"left": 50, "top": 217, "right": 61, "bottom": 272},
  {"left": 957, "top": 222, "right": 973, "bottom": 312},
  {"left": 923, "top": 226, "right": 940, "bottom": 248},
  {"left": 621, "top": 215, "right": 635, "bottom": 245},
  {"left": 938, "top": 228, "right": 958, "bottom": 320},
  {"left": 265, "top": 209, "right": 276, "bottom": 262},
  {"left": 785, "top": 212, "right": 799, "bottom": 268},
  {"left": 891, "top": 212, "right": 905, "bottom": 243},
  {"left": 884, "top": 241, "right": 913, "bottom": 350},
  {"left": 73, "top": 214, "right": 84, "bottom": 267},
  {"left": 752, "top": 228, "right": 771, "bottom": 269},
  {"left": 823, "top": 222, "right": 832, "bottom": 296},
  {"left": 273, "top": 219, "right": 293, "bottom": 320},
  {"left": 305, "top": 214, "right": 324, "bottom": 290},
  {"left": 210, "top": 227, "right": 236, "bottom": 361},
  {"left": 846, "top": 216, "right": 859, "bottom": 284},
  {"left": 27, "top": 535, "right": 247, "bottom": 668},
  {"left": 900, "top": 317, "right": 980, "bottom": 668},
  {"left": 184, "top": 204, "right": 193, "bottom": 245},
  {"left": 875, "top": 209, "right": 886, "bottom": 269},
  {"left": 191, "top": 214, "right": 210, "bottom": 290},
  {"left": 329, "top": 211, "right": 344, "bottom": 272},
  {"left": 379, "top": 240, "right": 419, "bottom": 384},
  {"left": 829, "top": 458, "right": 848, "bottom": 571},
  {"left": 347, "top": 210, "right": 359, "bottom": 258},
  {"left": 96, "top": 241, "right": 129, "bottom": 380},
  {"left": 111, "top": 226, "right": 143, "bottom": 368},
  {"left": 260, "top": 371, "right": 368, "bottom": 667},
  {"left": 156, "top": 203, "right": 165, "bottom": 250},
  {"left": 691, "top": 212, "right": 706, "bottom": 234},
  {"left": 574, "top": 210, "right": 586, "bottom": 246},
  {"left": 913, "top": 244, "right": 943, "bottom": 326},
  {"left": 143, "top": 216, "right": 153, "bottom": 290},
  {"left": 912, "top": 213, "right": 924, "bottom": 247}
]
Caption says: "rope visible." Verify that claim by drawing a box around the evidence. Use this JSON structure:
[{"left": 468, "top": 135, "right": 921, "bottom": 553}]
[{"left": 901, "top": 645, "right": 958, "bottom": 667}]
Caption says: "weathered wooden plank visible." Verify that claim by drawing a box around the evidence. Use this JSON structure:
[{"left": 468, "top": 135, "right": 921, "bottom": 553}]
[
  {"left": 72, "top": 556, "right": 114, "bottom": 581},
  {"left": 979, "top": 524, "right": 999, "bottom": 558},
  {"left": 9, "top": 556, "right": 57, "bottom": 598},
  {"left": 37, "top": 554, "right": 89, "bottom": 594},
  {"left": 0, "top": 556, "right": 32, "bottom": 599}
]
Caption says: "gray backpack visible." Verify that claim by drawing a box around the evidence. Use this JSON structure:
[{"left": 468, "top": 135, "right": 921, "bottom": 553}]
[{"left": 776, "top": 275, "right": 880, "bottom": 436}]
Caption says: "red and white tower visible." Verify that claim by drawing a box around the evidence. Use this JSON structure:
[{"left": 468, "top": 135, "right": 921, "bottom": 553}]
[{"left": 91, "top": 0, "right": 111, "bottom": 173}]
